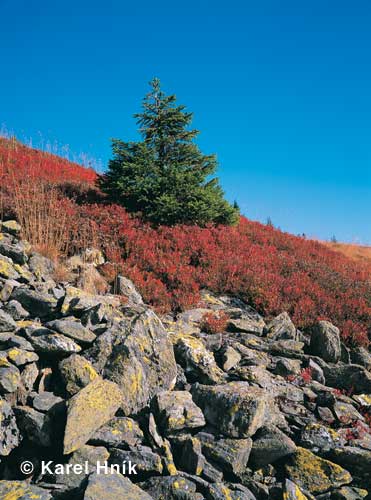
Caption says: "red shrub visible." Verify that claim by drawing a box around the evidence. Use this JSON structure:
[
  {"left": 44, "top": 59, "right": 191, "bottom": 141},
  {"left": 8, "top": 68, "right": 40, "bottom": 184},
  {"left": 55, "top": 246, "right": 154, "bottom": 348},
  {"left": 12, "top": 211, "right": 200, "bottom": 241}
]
[
  {"left": 200, "top": 311, "right": 229, "bottom": 334},
  {"left": 1, "top": 139, "right": 371, "bottom": 346}
]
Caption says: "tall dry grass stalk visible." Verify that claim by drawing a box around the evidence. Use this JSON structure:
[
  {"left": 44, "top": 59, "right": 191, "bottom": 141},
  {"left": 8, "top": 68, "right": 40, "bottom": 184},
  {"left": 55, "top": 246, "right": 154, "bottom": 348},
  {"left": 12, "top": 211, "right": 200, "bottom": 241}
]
[{"left": 11, "top": 178, "right": 75, "bottom": 260}]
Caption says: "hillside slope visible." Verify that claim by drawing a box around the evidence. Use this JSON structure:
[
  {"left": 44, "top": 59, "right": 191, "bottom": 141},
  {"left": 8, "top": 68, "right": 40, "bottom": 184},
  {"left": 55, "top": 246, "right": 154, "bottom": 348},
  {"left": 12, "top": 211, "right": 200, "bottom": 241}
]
[{"left": 1, "top": 137, "right": 370, "bottom": 346}]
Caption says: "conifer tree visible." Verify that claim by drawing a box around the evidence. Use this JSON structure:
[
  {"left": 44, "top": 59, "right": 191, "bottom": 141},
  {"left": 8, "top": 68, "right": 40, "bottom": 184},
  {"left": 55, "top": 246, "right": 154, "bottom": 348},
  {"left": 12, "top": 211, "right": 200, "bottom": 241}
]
[{"left": 99, "top": 78, "right": 239, "bottom": 226}]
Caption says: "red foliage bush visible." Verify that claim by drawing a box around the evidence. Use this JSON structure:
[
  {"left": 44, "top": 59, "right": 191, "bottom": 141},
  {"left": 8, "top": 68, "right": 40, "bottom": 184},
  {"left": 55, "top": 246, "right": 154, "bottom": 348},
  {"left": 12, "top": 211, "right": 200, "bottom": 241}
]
[
  {"left": 1, "top": 139, "right": 371, "bottom": 346},
  {"left": 200, "top": 312, "right": 229, "bottom": 334}
]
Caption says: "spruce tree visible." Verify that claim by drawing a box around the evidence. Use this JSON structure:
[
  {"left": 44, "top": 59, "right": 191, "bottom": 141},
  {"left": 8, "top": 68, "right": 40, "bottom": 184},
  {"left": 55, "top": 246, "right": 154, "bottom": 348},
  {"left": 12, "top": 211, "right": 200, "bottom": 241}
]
[{"left": 99, "top": 78, "right": 239, "bottom": 226}]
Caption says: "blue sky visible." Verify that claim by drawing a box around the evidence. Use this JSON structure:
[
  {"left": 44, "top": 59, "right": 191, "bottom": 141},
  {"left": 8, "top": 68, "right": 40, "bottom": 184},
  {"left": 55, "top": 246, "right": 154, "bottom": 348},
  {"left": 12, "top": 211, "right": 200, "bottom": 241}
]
[{"left": 1, "top": 0, "right": 370, "bottom": 243}]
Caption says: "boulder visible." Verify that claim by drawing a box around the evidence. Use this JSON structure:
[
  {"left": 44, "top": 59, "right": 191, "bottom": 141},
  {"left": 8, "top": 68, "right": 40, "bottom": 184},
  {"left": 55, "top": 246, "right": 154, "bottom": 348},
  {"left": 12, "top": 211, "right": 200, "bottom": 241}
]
[
  {"left": 32, "top": 392, "right": 63, "bottom": 413},
  {"left": 170, "top": 435, "right": 205, "bottom": 475},
  {"left": 350, "top": 347, "right": 371, "bottom": 370},
  {"left": 0, "top": 363, "right": 21, "bottom": 392},
  {"left": 11, "top": 287, "right": 58, "bottom": 318},
  {"left": 249, "top": 425, "right": 296, "bottom": 468},
  {"left": 14, "top": 406, "right": 53, "bottom": 447},
  {"left": 46, "top": 318, "right": 96, "bottom": 344},
  {"left": 285, "top": 447, "right": 352, "bottom": 495},
  {"left": 140, "top": 476, "right": 201, "bottom": 500},
  {"left": 153, "top": 390, "right": 205, "bottom": 434},
  {"left": 191, "top": 382, "right": 276, "bottom": 438},
  {"left": 0, "top": 255, "right": 20, "bottom": 280},
  {"left": 197, "top": 431, "right": 252, "bottom": 476},
  {"left": 83, "top": 472, "right": 153, "bottom": 500},
  {"left": 102, "top": 307, "right": 177, "bottom": 415},
  {"left": 174, "top": 335, "right": 224, "bottom": 384},
  {"left": 219, "top": 345, "right": 241, "bottom": 371},
  {"left": 283, "top": 479, "right": 309, "bottom": 500},
  {"left": 59, "top": 354, "right": 99, "bottom": 396},
  {"left": 25, "top": 327, "right": 81, "bottom": 356},
  {"left": 0, "top": 398, "right": 20, "bottom": 455},
  {"left": 117, "top": 276, "right": 144, "bottom": 305},
  {"left": 0, "top": 481, "right": 51, "bottom": 499},
  {"left": 266, "top": 312, "right": 297, "bottom": 340},
  {"left": 110, "top": 446, "right": 163, "bottom": 480},
  {"left": 323, "top": 364, "right": 371, "bottom": 394},
  {"left": 309, "top": 321, "right": 341, "bottom": 363},
  {"left": 63, "top": 378, "right": 122, "bottom": 454},
  {"left": 0, "top": 309, "right": 17, "bottom": 332},
  {"left": 89, "top": 416, "right": 143, "bottom": 448}
]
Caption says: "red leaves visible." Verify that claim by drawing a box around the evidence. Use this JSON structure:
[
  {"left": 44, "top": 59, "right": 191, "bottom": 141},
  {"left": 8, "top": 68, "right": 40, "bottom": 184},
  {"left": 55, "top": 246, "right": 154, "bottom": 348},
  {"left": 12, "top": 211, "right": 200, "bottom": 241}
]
[
  {"left": 1, "top": 138, "right": 371, "bottom": 346},
  {"left": 200, "top": 311, "right": 229, "bottom": 334}
]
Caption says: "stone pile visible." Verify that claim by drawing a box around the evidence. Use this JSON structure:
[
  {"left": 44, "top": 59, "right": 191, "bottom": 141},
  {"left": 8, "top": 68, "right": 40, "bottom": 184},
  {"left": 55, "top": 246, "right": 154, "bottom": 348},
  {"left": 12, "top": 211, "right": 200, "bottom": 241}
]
[{"left": 0, "top": 220, "right": 371, "bottom": 499}]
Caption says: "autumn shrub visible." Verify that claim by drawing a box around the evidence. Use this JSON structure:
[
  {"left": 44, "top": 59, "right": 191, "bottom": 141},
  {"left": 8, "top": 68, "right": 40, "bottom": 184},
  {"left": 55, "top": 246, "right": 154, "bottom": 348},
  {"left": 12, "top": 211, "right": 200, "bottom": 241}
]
[
  {"left": 200, "top": 311, "right": 229, "bottom": 334},
  {"left": 1, "top": 138, "right": 371, "bottom": 346}
]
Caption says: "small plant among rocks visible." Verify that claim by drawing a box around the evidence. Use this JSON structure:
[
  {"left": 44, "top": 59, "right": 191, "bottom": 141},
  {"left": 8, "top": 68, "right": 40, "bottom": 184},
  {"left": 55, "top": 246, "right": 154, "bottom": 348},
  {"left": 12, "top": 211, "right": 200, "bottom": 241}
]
[
  {"left": 200, "top": 311, "right": 229, "bottom": 334},
  {"left": 286, "top": 367, "right": 313, "bottom": 386}
]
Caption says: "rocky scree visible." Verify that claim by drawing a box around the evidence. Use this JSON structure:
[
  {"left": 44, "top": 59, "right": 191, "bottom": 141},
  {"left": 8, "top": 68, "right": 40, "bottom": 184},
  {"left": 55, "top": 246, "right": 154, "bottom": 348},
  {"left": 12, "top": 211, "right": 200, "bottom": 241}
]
[{"left": 0, "top": 221, "right": 371, "bottom": 499}]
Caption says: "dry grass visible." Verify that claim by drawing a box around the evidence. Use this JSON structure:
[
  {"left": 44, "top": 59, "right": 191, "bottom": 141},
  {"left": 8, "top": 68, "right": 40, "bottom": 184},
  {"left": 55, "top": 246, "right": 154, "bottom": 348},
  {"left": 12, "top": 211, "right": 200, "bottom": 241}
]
[{"left": 326, "top": 242, "right": 371, "bottom": 271}]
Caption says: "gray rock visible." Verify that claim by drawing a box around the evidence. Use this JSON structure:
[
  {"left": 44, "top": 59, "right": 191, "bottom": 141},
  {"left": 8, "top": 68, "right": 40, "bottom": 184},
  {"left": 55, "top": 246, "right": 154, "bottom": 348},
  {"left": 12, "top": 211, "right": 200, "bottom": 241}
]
[
  {"left": 300, "top": 423, "right": 344, "bottom": 451},
  {"left": 154, "top": 390, "right": 205, "bottom": 434},
  {"left": 32, "top": 392, "right": 63, "bottom": 412},
  {"left": 28, "top": 253, "right": 55, "bottom": 279},
  {"left": 350, "top": 347, "right": 371, "bottom": 370},
  {"left": 283, "top": 479, "right": 310, "bottom": 499},
  {"left": 0, "top": 398, "right": 20, "bottom": 455},
  {"left": 14, "top": 405, "right": 53, "bottom": 447},
  {"left": 0, "top": 255, "right": 20, "bottom": 280},
  {"left": 11, "top": 287, "right": 58, "bottom": 318},
  {"left": 272, "top": 357, "right": 302, "bottom": 377},
  {"left": 0, "top": 481, "right": 52, "bottom": 499},
  {"left": 25, "top": 326, "right": 81, "bottom": 356},
  {"left": 0, "top": 363, "right": 21, "bottom": 392},
  {"left": 171, "top": 434, "right": 205, "bottom": 475},
  {"left": 102, "top": 306, "right": 177, "bottom": 415},
  {"left": 4, "top": 299, "right": 29, "bottom": 320},
  {"left": 197, "top": 431, "right": 252, "bottom": 476},
  {"left": 174, "top": 335, "right": 225, "bottom": 385},
  {"left": 207, "top": 482, "right": 256, "bottom": 500},
  {"left": 89, "top": 416, "right": 144, "bottom": 448},
  {"left": 83, "top": 472, "right": 153, "bottom": 500},
  {"left": 326, "top": 446, "right": 371, "bottom": 477},
  {"left": 46, "top": 318, "right": 96, "bottom": 344},
  {"left": 309, "top": 321, "right": 341, "bottom": 363},
  {"left": 0, "top": 239, "right": 28, "bottom": 265},
  {"left": 220, "top": 345, "right": 241, "bottom": 371},
  {"left": 55, "top": 444, "right": 109, "bottom": 491},
  {"left": 323, "top": 364, "right": 371, "bottom": 394},
  {"left": 249, "top": 425, "right": 296, "bottom": 468},
  {"left": 1, "top": 220, "right": 21, "bottom": 235},
  {"left": 21, "top": 362, "right": 39, "bottom": 392},
  {"left": 308, "top": 358, "right": 325, "bottom": 384},
  {"left": 63, "top": 377, "right": 122, "bottom": 454},
  {"left": 266, "top": 312, "right": 297, "bottom": 340},
  {"left": 117, "top": 275, "right": 144, "bottom": 304},
  {"left": 140, "top": 476, "right": 201, "bottom": 500},
  {"left": 0, "top": 309, "right": 17, "bottom": 332},
  {"left": 6, "top": 347, "right": 38, "bottom": 366},
  {"left": 59, "top": 354, "right": 99, "bottom": 396},
  {"left": 331, "top": 486, "right": 368, "bottom": 499},
  {"left": 109, "top": 446, "right": 163, "bottom": 479},
  {"left": 192, "top": 382, "right": 277, "bottom": 438},
  {"left": 285, "top": 447, "right": 352, "bottom": 495}
]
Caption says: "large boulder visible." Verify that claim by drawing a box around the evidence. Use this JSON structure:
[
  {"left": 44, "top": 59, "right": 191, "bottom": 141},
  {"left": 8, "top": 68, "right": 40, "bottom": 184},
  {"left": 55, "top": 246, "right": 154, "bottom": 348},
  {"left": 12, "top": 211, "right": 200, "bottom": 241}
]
[
  {"left": 285, "top": 447, "right": 352, "bottom": 495},
  {"left": 191, "top": 382, "right": 277, "bottom": 438},
  {"left": 249, "top": 425, "right": 296, "bottom": 468},
  {"left": 0, "top": 481, "right": 51, "bottom": 500},
  {"left": 153, "top": 390, "right": 205, "bottom": 434},
  {"left": 11, "top": 287, "right": 58, "bottom": 318},
  {"left": 0, "top": 398, "right": 20, "bottom": 455},
  {"left": 0, "top": 309, "right": 17, "bottom": 332},
  {"left": 59, "top": 354, "right": 99, "bottom": 396},
  {"left": 173, "top": 335, "right": 224, "bottom": 384},
  {"left": 309, "top": 321, "right": 341, "bottom": 363},
  {"left": 323, "top": 364, "right": 371, "bottom": 394},
  {"left": 63, "top": 378, "right": 122, "bottom": 454},
  {"left": 102, "top": 306, "right": 177, "bottom": 415},
  {"left": 265, "top": 312, "right": 297, "bottom": 341},
  {"left": 83, "top": 472, "right": 153, "bottom": 500}
]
